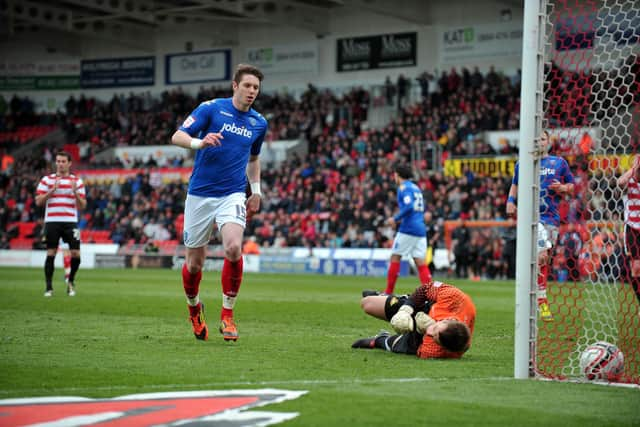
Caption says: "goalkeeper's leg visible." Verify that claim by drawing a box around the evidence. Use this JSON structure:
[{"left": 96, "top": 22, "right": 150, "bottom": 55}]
[
  {"left": 380, "top": 331, "right": 423, "bottom": 354},
  {"left": 352, "top": 330, "right": 422, "bottom": 355},
  {"left": 359, "top": 294, "right": 409, "bottom": 321}
]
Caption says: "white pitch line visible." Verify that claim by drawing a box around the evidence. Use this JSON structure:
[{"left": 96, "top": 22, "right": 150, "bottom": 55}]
[
  {"left": 0, "top": 377, "right": 514, "bottom": 396},
  {"left": 4, "top": 376, "right": 637, "bottom": 396}
]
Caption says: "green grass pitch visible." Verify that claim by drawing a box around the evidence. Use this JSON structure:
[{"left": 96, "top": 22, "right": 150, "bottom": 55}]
[{"left": 0, "top": 267, "right": 638, "bottom": 426}]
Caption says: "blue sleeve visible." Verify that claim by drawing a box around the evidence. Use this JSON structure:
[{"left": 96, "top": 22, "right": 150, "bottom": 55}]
[
  {"left": 394, "top": 188, "right": 414, "bottom": 222},
  {"left": 512, "top": 161, "right": 519, "bottom": 186},
  {"left": 251, "top": 119, "right": 267, "bottom": 156},
  {"left": 178, "top": 101, "right": 213, "bottom": 137}
]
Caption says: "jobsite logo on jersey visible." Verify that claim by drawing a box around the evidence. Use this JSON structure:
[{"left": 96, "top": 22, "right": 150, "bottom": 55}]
[{"left": 221, "top": 122, "right": 253, "bottom": 138}]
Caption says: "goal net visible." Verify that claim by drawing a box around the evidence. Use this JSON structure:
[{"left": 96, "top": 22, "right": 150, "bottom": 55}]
[{"left": 531, "top": 0, "right": 639, "bottom": 384}]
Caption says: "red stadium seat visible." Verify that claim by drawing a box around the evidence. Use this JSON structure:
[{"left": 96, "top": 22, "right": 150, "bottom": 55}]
[
  {"left": 9, "top": 238, "right": 34, "bottom": 249},
  {"left": 155, "top": 239, "right": 178, "bottom": 254},
  {"left": 93, "top": 231, "right": 112, "bottom": 243},
  {"left": 18, "top": 222, "right": 36, "bottom": 237}
]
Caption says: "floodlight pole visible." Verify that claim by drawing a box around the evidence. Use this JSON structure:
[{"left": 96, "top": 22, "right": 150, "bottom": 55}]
[{"left": 514, "top": 0, "right": 545, "bottom": 379}]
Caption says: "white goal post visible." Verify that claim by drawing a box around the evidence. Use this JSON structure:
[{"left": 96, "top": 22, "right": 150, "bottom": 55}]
[{"left": 514, "top": 0, "right": 543, "bottom": 380}]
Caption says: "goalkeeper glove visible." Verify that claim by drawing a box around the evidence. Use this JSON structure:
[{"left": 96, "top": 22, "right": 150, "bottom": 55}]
[
  {"left": 415, "top": 311, "right": 436, "bottom": 334},
  {"left": 390, "top": 305, "right": 415, "bottom": 333}
]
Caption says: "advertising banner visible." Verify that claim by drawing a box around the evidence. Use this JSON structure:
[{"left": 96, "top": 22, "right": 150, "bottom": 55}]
[
  {"left": 94, "top": 254, "right": 127, "bottom": 269},
  {"left": 438, "top": 22, "right": 522, "bottom": 63},
  {"left": 259, "top": 256, "right": 316, "bottom": 274},
  {"left": 246, "top": 43, "right": 318, "bottom": 74},
  {"left": 315, "top": 259, "right": 409, "bottom": 277},
  {"left": 0, "top": 76, "right": 80, "bottom": 91},
  {"left": 76, "top": 167, "right": 192, "bottom": 184},
  {"left": 0, "top": 60, "right": 80, "bottom": 91},
  {"left": 0, "top": 60, "right": 80, "bottom": 76},
  {"left": 259, "top": 253, "right": 409, "bottom": 277},
  {"left": 444, "top": 156, "right": 517, "bottom": 178},
  {"left": 165, "top": 50, "right": 230, "bottom": 85},
  {"left": 337, "top": 32, "right": 417, "bottom": 72},
  {"left": 81, "top": 56, "right": 155, "bottom": 88}
]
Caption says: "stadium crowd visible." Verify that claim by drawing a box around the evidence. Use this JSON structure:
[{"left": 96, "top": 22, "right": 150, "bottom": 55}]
[{"left": 0, "top": 65, "right": 629, "bottom": 281}]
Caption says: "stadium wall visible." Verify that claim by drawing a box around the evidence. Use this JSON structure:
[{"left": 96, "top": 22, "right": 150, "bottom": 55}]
[{"left": 0, "top": 247, "right": 414, "bottom": 277}]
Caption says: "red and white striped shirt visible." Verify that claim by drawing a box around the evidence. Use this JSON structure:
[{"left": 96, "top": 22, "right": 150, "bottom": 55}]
[
  {"left": 625, "top": 177, "right": 640, "bottom": 230},
  {"left": 36, "top": 173, "right": 86, "bottom": 223}
]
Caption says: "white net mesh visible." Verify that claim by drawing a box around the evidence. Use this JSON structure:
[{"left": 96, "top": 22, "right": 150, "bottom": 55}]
[{"left": 534, "top": 0, "right": 639, "bottom": 384}]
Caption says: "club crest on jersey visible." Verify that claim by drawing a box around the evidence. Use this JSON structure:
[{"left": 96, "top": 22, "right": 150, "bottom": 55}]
[
  {"left": 221, "top": 122, "right": 253, "bottom": 138},
  {"left": 183, "top": 115, "right": 196, "bottom": 128},
  {"left": 249, "top": 117, "right": 257, "bottom": 126}
]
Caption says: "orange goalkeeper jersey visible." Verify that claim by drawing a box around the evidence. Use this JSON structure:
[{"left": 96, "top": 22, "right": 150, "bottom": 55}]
[{"left": 412, "top": 281, "right": 476, "bottom": 359}]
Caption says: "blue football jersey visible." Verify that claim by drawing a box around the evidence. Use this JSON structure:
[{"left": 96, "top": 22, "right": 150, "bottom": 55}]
[
  {"left": 394, "top": 181, "right": 426, "bottom": 237},
  {"left": 512, "top": 155, "right": 574, "bottom": 226},
  {"left": 178, "top": 97, "right": 268, "bottom": 197}
]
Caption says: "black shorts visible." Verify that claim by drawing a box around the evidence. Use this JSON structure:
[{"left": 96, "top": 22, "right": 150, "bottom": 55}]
[
  {"left": 384, "top": 295, "right": 409, "bottom": 320},
  {"left": 625, "top": 225, "right": 640, "bottom": 259},
  {"left": 44, "top": 222, "right": 80, "bottom": 250},
  {"left": 383, "top": 294, "right": 434, "bottom": 321}
]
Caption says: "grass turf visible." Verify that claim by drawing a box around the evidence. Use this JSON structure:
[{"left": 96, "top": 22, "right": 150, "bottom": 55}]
[{"left": 0, "top": 267, "right": 638, "bottom": 426}]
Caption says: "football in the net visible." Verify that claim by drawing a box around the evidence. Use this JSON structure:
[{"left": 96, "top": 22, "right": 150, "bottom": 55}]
[{"left": 579, "top": 341, "right": 624, "bottom": 381}]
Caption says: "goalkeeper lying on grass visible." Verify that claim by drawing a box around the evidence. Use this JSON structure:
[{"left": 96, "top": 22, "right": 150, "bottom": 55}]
[{"left": 352, "top": 280, "right": 476, "bottom": 358}]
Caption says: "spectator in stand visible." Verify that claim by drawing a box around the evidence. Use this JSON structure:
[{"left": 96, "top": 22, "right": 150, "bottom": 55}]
[
  {"left": 451, "top": 221, "right": 471, "bottom": 279},
  {"left": 0, "top": 233, "right": 9, "bottom": 249},
  {"left": 384, "top": 76, "right": 396, "bottom": 107},
  {"left": 242, "top": 236, "right": 260, "bottom": 254},
  {"left": 501, "top": 222, "right": 517, "bottom": 279},
  {"left": 396, "top": 74, "right": 409, "bottom": 110}
]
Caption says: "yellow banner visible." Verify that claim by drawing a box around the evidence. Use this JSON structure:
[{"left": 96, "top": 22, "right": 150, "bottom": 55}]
[
  {"left": 444, "top": 156, "right": 517, "bottom": 177},
  {"left": 587, "top": 153, "right": 635, "bottom": 172},
  {"left": 444, "top": 153, "right": 636, "bottom": 178}
]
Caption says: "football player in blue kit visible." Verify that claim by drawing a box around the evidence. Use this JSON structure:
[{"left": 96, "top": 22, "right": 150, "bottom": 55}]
[
  {"left": 367, "top": 163, "right": 432, "bottom": 296},
  {"left": 171, "top": 64, "right": 268, "bottom": 341},
  {"left": 506, "top": 130, "right": 574, "bottom": 321}
]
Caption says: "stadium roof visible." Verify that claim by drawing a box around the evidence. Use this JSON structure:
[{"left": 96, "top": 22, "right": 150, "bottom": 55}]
[{"left": 0, "top": 0, "right": 522, "bottom": 51}]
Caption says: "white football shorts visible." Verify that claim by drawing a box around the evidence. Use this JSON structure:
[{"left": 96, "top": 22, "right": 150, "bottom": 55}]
[
  {"left": 391, "top": 232, "right": 427, "bottom": 259},
  {"left": 183, "top": 192, "right": 247, "bottom": 248},
  {"left": 537, "top": 222, "right": 558, "bottom": 253}
]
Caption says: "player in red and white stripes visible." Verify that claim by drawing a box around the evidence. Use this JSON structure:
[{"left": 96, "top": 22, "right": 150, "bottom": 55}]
[
  {"left": 35, "top": 151, "right": 86, "bottom": 297},
  {"left": 618, "top": 155, "right": 640, "bottom": 308}
]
